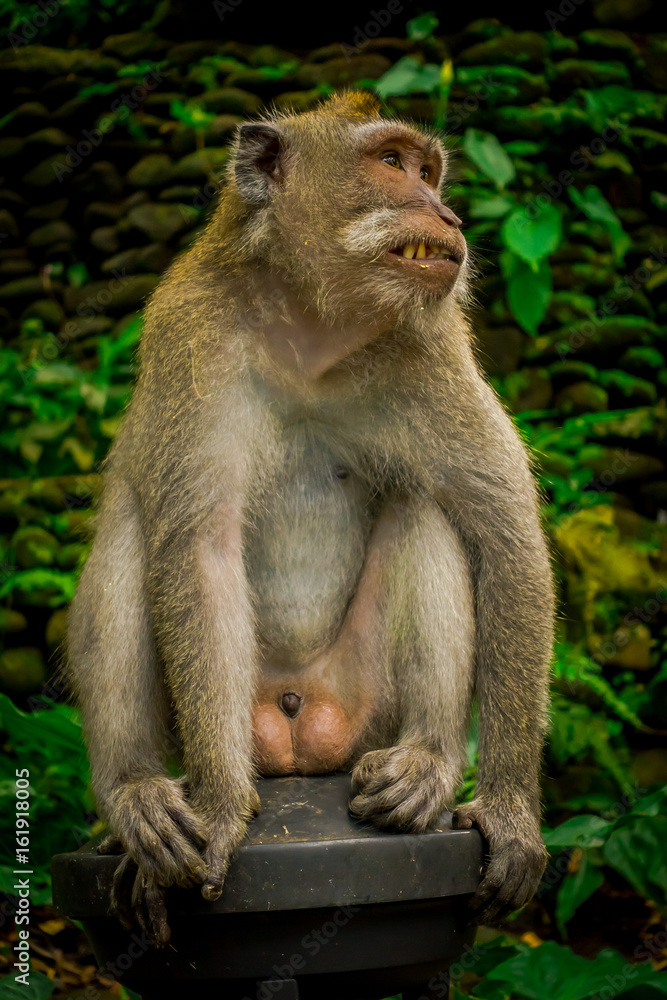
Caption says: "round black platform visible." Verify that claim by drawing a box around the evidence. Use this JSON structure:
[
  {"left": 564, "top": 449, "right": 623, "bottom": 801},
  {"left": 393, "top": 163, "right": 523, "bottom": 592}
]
[{"left": 52, "top": 774, "right": 484, "bottom": 1000}]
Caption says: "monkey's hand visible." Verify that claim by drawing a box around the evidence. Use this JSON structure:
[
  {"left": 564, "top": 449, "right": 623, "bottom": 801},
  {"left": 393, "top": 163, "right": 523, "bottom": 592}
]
[
  {"left": 348, "top": 744, "right": 456, "bottom": 834},
  {"left": 196, "top": 784, "right": 261, "bottom": 902},
  {"left": 454, "top": 796, "right": 547, "bottom": 925},
  {"left": 99, "top": 775, "right": 209, "bottom": 946}
]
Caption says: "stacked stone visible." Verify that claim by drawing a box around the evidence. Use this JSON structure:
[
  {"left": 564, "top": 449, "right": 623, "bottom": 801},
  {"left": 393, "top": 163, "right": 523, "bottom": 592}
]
[{"left": 0, "top": 21, "right": 666, "bottom": 703}]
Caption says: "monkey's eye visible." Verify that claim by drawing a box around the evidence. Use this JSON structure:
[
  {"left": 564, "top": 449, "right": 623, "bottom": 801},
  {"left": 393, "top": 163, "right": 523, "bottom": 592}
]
[
  {"left": 382, "top": 152, "right": 401, "bottom": 169},
  {"left": 420, "top": 166, "right": 430, "bottom": 181}
]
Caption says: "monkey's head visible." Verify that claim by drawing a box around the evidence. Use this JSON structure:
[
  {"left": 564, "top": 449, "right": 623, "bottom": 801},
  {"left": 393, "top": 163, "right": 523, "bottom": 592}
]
[{"left": 225, "top": 92, "right": 468, "bottom": 326}]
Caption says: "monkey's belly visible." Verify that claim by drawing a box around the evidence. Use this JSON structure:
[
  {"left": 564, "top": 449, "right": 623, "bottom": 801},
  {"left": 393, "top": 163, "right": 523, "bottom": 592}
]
[
  {"left": 252, "top": 681, "right": 364, "bottom": 775},
  {"left": 244, "top": 427, "right": 373, "bottom": 659}
]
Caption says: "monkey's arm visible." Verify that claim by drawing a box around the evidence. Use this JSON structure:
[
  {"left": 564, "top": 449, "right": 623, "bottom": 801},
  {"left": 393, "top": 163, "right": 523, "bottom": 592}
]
[
  {"left": 67, "top": 476, "right": 208, "bottom": 942},
  {"left": 443, "top": 385, "right": 554, "bottom": 924},
  {"left": 148, "top": 500, "right": 260, "bottom": 904}
]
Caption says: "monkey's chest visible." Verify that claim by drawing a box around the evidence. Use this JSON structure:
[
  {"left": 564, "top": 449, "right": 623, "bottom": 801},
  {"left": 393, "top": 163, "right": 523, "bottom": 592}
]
[{"left": 243, "top": 429, "right": 373, "bottom": 660}]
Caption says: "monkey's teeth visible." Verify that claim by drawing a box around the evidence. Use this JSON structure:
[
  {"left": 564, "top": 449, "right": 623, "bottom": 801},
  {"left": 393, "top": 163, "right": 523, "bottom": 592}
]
[{"left": 395, "top": 242, "right": 456, "bottom": 262}]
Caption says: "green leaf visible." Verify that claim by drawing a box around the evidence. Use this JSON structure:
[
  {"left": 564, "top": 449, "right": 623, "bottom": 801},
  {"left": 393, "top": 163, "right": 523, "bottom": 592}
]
[
  {"left": 406, "top": 12, "right": 439, "bottom": 40},
  {"left": 501, "top": 203, "right": 562, "bottom": 266},
  {"left": 503, "top": 253, "right": 552, "bottom": 335},
  {"left": 463, "top": 129, "right": 515, "bottom": 190},
  {"left": 556, "top": 852, "right": 604, "bottom": 935},
  {"left": 569, "top": 185, "right": 630, "bottom": 262},
  {"left": 0, "top": 970, "right": 54, "bottom": 1000},
  {"left": 543, "top": 814, "right": 614, "bottom": 849},
  {"left": 469, "top": 194, "right": 514, "bottom": 219},
  {"left": 469, "top": 983, "right": 512, "bottom": 999},
  {"left": 33, "top": 364, "right": 80, "bottom": 387},
  {"left": 170, "top": 99, "right": 216, "bottom": 130},
  {"left": 66, "top": 262, "right": 89, "bottom": 288},
  {"left": 487, "top": 941, "right": 667, "bottom": 1000},
  {"left": 374, "top": 57, "right": 441, "bottom": 99},
  {"left": 603, "top": 815, "right": 667, "bottom": 905},
  {"left": 595, "top": 150, "right": 633, "bottom": 174}
]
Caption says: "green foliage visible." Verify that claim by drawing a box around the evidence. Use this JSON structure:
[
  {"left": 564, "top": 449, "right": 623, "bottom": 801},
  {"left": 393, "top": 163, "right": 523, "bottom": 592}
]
[
  {"left": 1, "top": 13, "right": 667, "bottom": 997},
  {"left": 501, "top": 204, "right": 562, "bottom": 268},
  {"left": 502, "top": 253, "right": 552, "bottom": 335},
  {"left": 0, "top": 315, "right": 142, "bottom": 477},
  {"left": 374, "top": 56, "right": 442, "bottom": 100},
  {"left": 0, "top": 694, "right": 93, "bottom": 900},
  {"left": 406, "top": 12, "right": 439, "bottom": 41},
  {"left": 0, "top": 970, "right": 54, "bottom": 1000},
  {"left": 569, "top": 186, "right": 631, "bottom": 262},
  {"left": 170, "top": 99, "right": 216, "bottom": 131},
  {"left": 482, "top": 939, "right": 667, "bottom": 1000},
  {"left": 463, "top": 130, "right": 516, "bottom": 190},
  {"left": 541, "top": 789, "right": 667, "bottom": 939}
]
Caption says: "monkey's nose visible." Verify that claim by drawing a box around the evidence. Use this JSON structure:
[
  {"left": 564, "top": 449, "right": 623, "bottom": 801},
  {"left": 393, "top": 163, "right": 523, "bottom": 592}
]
[
  {"left": 437, "top": 204, "right": 462, "bottom": 228},
  {"left": 280, "top": 692, "right": 302, "bottom": 718}
]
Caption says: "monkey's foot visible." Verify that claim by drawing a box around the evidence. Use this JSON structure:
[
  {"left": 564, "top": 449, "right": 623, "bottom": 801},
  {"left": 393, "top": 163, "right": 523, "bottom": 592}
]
[
  {"left": 111, "top": 856, "right": 171, "bottom": 947},
  {"left": 107, "top": 775, "right": 209, "bottom": 890},
  {"left": 348, "top": 744, "right": 456, "bottom": 834},
  {"left": 197, "top": 785, "right": 261, "bottom": 902},
  {"left": 454, "top": 796, "right": 547, "bottom": 925}
]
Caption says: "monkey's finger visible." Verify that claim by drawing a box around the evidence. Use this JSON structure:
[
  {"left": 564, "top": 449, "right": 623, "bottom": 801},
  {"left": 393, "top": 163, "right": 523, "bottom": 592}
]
[
  {"left": 350, "top": 750, "right": 410, "bottom": 797},
  {"left": 474, "top": 883, "right": 520, "bottom": 925},
  {"left": 163, "top": 799, "right": 209, "bottom": 850},
  {"left": 152, "top": 824, "right": 208, "bottom": 887},
  {"left": 489, "top": 872, "right": 534, "bottom": 924},
  {"left": 201, "top": 848, "right": 232, "bottom": 902},
  {"left": 364, "top": 772, "right": 443, "bottom": 818},
  {"left": 469, "top": 862, "right": 522, "bottom": 925},
  {"left": 111, "top": 855, "right": 137, "bottom": 931},
  {"left": 122, "top": 811, "right": 203, "bottom": 883},
  {"left": 132, "top": 872, "right": 171, "bottom": 948},
  {"left": 349, "top": 784, "right": 439, "bottom": 833},
  {"left": 145, "top": 880, "right": 171, "bottom": 947}
]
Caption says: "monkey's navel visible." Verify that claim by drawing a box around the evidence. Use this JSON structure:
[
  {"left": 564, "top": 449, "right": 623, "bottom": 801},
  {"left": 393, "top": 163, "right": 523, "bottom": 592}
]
[
  {"left": 280, "top": 691, "right": 302, "bottom": 718},
  {"left": 334, "top": 467, "right": 349, "bottom": 480}
]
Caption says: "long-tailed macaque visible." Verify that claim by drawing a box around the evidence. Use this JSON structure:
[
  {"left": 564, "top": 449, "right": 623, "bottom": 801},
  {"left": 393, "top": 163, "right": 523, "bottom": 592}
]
[{"left": 67, "top": 92, "right": 554, "bottom": 945}]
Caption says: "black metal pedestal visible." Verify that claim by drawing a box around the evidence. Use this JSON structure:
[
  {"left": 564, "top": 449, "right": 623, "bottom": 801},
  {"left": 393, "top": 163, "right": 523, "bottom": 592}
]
[{"left": 52, "top": 775, "right": 484, "bottom": 1000}]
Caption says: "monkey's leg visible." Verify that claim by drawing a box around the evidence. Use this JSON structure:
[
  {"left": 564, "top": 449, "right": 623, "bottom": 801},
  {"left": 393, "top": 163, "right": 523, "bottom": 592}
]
[
  {"left": 347, "top": 496, "right": 475, "bottom": 833},
  {"left": 67, "top": 478, "right": 208, "bottom": 945},
  {"left": 150, "top": 506, "right": 260, "bottom": 903}
]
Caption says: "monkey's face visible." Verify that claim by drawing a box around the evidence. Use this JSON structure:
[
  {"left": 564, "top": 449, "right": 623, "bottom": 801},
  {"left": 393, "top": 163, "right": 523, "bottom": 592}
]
[
  {"left": 343, "top": 122, "right": 467, "bottom": 302},
  {"left": 232, "top": 98, "right": 467, "bottom": 324}
]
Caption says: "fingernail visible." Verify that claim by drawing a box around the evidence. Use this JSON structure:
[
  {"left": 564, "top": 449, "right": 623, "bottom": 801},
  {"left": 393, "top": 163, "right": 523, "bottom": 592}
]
[{"left": 201, "top": 883, "right": 222, "bottom": 901}]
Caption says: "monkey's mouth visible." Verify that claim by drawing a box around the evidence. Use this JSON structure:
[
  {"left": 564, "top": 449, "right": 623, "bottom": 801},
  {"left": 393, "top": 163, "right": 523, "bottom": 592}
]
[{"left": 387, "top": 239, "right": 463, "bottom": 264}]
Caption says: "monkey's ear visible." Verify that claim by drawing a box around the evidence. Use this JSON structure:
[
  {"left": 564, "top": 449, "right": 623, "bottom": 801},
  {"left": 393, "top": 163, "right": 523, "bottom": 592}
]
[{"left": 235, "top": 123, "right": 283, "bottom": 206}]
